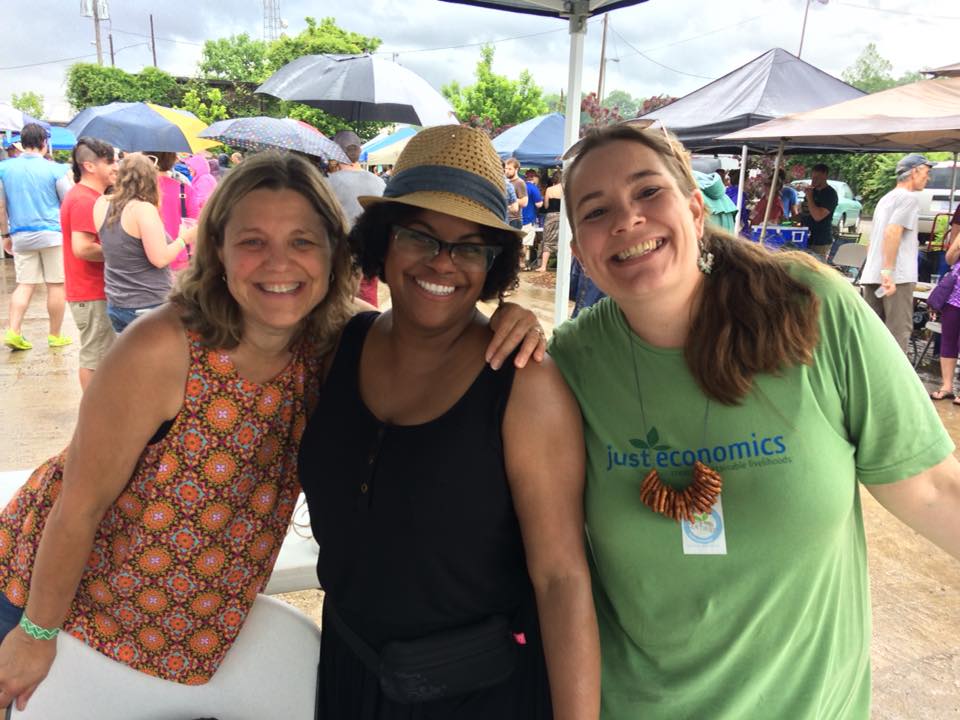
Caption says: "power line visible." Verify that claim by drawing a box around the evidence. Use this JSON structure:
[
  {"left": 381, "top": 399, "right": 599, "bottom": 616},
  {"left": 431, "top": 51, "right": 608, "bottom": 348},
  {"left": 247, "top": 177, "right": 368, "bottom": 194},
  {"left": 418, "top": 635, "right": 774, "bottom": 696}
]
[
  {"left": 377, "top": 17, "right": 601, "bottom": 57},
  {"left": 0, "top": 43, "right": 148, "bottom": 71},
  {"left": 833, "top": 1, "right": 960, "bottom": 21},
  {"left": 609, "top": 27, "right": 714, "bottom": 80},
  {"left": 109, "top": 26, "right": 205, "bottom": 47},
  {"left": 635, "top": 14, "right": 769, "bottom": 53}
]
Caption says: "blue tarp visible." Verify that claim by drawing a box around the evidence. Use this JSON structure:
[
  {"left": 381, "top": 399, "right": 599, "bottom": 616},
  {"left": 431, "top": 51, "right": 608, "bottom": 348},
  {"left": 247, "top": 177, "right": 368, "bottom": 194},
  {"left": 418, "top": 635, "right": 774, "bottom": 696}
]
[{"left": 492, "top": 112, "right": 565, "bottom": 166}]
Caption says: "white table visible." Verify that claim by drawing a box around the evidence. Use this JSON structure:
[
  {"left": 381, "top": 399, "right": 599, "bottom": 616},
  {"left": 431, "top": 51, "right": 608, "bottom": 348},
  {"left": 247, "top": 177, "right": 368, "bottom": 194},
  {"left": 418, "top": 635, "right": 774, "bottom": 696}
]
[{"left": 0, "top": 470, "right": 320, "bottom": 595}]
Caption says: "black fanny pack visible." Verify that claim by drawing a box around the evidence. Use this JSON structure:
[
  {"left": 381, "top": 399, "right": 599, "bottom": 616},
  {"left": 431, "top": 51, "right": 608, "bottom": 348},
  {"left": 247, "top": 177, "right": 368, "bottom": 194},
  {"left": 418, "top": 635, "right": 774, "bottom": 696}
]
[{"left": 324, "top": 600, "right": 519, "bottom": 704}]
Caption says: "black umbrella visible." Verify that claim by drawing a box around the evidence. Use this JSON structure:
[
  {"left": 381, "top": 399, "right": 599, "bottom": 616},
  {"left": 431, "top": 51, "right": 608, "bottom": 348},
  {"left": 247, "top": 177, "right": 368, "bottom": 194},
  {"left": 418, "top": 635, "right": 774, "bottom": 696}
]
[{"left": 256, "top": 54, "right": 458, "bottom": 127}]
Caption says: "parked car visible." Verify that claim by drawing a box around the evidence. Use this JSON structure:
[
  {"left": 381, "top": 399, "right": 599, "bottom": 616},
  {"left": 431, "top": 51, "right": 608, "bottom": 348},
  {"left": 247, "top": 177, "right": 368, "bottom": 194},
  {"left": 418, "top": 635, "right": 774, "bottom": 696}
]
[
  {"left": 917, "top": 161, "right": 960, "bottom": 241},
  {"left": 791, "top": 179, "right": 863, "bottom": 232}
]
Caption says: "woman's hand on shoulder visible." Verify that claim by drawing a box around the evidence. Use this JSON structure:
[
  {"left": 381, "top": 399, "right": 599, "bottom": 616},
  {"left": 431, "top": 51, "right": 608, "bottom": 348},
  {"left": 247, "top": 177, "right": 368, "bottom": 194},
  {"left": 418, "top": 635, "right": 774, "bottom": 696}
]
[{"left": 486, "top": 302, "right": 546, "bottom": 370}]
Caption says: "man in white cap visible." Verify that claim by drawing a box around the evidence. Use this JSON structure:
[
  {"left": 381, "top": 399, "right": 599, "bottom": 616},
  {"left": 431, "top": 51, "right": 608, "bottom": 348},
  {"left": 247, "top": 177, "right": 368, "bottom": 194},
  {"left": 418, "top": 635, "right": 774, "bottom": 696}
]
[
  {"left": 860, "top": 153, "right": 934, "bottom": 353},
  {"left": 328, "top": 129, "right": 386, "bottom": 306}
]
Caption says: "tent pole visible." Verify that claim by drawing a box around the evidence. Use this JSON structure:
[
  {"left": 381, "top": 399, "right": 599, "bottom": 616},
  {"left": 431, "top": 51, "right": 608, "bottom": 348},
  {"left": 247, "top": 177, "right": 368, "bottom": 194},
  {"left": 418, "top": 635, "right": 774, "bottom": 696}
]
[
  {"left": 760, "top": 139, "right": 785, "bottom": 241},
  {"left": 554, "top": 5, "right": 587, "bottom": 328},
  {"left": 949, "top": 152, "right": 958, "bottom": 216},
  {"left": 734, "top": 144, "right": 749, "bottom": 232}
]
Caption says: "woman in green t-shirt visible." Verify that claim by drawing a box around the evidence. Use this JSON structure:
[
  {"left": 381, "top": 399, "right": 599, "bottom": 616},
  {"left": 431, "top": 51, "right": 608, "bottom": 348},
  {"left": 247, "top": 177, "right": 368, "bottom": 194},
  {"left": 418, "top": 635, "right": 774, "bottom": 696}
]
[{"left": 548, "top": 124, "right": 960, "bottom": 719}]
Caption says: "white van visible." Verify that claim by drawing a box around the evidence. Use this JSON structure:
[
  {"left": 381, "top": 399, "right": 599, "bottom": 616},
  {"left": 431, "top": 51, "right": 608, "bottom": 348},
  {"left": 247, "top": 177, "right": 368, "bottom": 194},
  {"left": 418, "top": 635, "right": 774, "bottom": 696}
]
[{"left": 918, "top": 161, "right": 960, "bottom": 240}]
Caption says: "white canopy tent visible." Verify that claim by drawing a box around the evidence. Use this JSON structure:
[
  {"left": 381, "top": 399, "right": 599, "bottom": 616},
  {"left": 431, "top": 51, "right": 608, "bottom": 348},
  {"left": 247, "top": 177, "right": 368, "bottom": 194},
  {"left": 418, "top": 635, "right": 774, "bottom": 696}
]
[
  {"left": 439, "top": 0, "right": 650, "bottom": 325},
  {"left": 719, "top": 76, "right": 960, "bottom": 230}
]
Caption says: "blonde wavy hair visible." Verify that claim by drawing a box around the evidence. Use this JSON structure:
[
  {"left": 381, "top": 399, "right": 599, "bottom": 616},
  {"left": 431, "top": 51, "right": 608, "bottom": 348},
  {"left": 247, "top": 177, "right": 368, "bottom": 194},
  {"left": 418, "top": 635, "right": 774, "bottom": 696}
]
[
  {"left": 170, "top": 151, "right": 356, "bottom": 355},
  {"left": 565, "top": 124, "right": 822, "bottom": 405},
  {"left": 105, "top": 153, "right": 159, "bottom": 226}
]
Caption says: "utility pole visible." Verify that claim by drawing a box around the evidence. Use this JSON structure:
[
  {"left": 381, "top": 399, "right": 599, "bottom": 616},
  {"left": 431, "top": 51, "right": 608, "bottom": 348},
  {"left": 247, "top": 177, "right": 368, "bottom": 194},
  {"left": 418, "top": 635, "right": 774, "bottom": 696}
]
[
  {"left": 109, "top": 33, "right": 115, "bottom": 66},
  {"left": 93, "top": 0, "right": 103, "bottom": 66},
  {"left": 597, "top": 14, "right": 608, "bottom": 102},
  {"left": 149, "top": 14, "right": 158, "bottom": 67}
]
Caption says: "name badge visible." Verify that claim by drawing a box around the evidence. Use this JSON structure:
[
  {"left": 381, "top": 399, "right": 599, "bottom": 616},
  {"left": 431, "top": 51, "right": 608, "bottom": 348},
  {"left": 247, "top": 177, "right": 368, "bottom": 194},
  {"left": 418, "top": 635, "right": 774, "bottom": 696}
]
[{"left": 681, "top": 497, "right": 727, "bottom": 555}]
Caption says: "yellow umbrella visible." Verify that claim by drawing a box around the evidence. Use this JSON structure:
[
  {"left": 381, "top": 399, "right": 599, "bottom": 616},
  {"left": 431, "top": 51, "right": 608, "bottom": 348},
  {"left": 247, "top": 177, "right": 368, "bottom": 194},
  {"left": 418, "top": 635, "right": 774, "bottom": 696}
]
[{"left": 145, "top": 103, "right": 218, "bottom": 153}]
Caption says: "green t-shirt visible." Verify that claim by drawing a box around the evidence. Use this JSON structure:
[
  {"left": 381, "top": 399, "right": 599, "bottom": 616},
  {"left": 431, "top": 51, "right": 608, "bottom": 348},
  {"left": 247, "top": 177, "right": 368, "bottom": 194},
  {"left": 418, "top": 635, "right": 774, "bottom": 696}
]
[{"left": 549, "top": 266, "right": 953, "bottom": 720}]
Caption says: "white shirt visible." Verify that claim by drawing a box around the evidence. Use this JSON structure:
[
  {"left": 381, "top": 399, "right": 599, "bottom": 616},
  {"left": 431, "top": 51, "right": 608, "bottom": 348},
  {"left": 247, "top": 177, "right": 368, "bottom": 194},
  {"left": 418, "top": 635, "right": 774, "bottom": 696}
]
[{"left": 860, "top": 187, "right": 920, "bottom": 285}]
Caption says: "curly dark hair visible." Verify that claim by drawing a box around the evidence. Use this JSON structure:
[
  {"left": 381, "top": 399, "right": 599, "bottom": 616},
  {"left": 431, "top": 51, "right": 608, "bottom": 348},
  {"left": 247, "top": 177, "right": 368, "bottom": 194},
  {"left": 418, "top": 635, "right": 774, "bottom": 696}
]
[{"left": 349, "top": 202, "right": 521, "bottom": 302}]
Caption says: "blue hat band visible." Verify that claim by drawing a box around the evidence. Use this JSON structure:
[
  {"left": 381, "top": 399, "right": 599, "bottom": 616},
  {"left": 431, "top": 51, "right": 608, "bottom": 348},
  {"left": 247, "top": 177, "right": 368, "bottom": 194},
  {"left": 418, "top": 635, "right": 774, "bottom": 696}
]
[{"left": 384, "top": 165, "right": 506, "bottom": 220}]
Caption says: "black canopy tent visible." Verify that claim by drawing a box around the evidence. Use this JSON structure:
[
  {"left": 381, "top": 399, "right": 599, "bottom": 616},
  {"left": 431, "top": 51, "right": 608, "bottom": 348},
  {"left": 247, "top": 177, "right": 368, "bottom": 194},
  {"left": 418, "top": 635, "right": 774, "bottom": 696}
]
[
  {"left": 635, "top": 48, "right": 865, "bottom": 153},
  {"left": 632, "top": 48, "right": 865, "bottom": 231}
]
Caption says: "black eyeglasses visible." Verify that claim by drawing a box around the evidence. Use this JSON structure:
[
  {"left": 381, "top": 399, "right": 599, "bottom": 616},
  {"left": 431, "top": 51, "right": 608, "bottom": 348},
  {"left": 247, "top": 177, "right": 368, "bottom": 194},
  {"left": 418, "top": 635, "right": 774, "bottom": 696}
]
[{"left": 391, "top": 225, "right": 503, "bottom": 272}]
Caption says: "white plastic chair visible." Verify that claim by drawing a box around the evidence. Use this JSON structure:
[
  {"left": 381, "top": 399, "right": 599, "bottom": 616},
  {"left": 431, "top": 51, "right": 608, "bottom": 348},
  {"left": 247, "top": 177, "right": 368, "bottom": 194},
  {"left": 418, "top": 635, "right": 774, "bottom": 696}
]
[{"left": 9, "top": 594, "right": 321, "bottom": 720}]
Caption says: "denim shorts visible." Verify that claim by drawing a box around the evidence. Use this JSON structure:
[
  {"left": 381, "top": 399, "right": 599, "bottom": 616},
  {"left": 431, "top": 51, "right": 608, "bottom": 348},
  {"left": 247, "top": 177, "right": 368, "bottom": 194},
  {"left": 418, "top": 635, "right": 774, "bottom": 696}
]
[
  {"left": 106, "top": 303, "right": 160, "bottom": 334},
  {"left": 0, "top": 593, "right": 23, "bottom": 642}
]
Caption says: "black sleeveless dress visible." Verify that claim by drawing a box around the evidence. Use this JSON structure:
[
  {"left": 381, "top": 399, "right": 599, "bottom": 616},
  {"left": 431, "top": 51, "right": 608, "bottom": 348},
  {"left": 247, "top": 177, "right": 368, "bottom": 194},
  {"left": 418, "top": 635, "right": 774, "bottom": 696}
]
[{"left": 298, "top": 313, "right": 552, "bottom": 720}]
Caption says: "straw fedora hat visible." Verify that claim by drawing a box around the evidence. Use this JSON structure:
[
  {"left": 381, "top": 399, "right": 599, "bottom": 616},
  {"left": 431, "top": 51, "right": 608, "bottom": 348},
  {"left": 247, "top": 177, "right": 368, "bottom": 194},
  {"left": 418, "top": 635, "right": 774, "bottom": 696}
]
[{"left": 358, "top": 125, "right": 524, "bottom": 240}]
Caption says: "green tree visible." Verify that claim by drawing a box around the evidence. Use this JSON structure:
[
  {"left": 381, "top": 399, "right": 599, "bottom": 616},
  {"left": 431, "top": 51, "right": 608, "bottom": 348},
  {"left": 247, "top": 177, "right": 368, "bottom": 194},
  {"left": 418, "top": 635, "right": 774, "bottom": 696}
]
[
  {"left": 179, "top": 85, "right": 230, "bottom": 125},
  {"left": 542, "top": 92, "right": 564, "bottom": 113},
  {"left": 267, "top": 16, "right": 380, "bottom": 70},
  {"left": 65, "top": 64, "right": 184, "bottom": 110},
  {"left": 601, "top": 89, "right": 637, "bottom": 118},
  {"left": 841, "top": 43, "right": 922, "bottom": 94},
  {"left": 11, "top": 91, "right": 44, "bottom": 119},
  {"left": 199, "top": 33, "right": 273, "bottom": 84},
  {"left": 442, "top": 45, "right": 548, "bottom": 132}
]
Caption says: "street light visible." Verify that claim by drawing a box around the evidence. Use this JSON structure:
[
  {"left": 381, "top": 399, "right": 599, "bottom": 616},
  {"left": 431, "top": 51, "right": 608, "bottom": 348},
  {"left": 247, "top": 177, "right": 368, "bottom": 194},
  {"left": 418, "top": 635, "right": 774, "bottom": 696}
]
[{"left": 598, "top": 58, "right": 619, "bottom": 104}]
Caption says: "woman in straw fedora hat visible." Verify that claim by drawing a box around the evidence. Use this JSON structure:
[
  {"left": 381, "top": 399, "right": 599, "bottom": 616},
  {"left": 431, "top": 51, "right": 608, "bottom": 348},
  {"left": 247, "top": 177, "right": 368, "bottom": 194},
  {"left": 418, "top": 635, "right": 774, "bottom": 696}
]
[{"left": 299, "top": 125, "right": 600, "bottom": 719}]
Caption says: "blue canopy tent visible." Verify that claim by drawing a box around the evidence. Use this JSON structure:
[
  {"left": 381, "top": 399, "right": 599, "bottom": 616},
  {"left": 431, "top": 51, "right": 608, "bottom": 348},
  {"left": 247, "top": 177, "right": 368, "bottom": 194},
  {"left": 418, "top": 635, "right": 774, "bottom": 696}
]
[
  {"left": 440, "top": 0, "right": 651, "bottom": 324},
  {"left": 4, "top": 126, "right": 76, "bottom": 151},
  {"left": 492, "top": 113, "right": 565, "bottom": 166},
  {"left": 360, "top": 126, "right": 418, "bottom": 163}
]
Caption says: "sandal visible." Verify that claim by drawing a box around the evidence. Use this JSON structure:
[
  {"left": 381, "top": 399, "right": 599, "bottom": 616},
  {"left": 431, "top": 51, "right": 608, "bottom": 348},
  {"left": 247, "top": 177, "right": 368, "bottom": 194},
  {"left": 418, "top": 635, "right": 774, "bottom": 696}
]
[{"left": 930, "top": 389, "right": 956, "bottom": 400}]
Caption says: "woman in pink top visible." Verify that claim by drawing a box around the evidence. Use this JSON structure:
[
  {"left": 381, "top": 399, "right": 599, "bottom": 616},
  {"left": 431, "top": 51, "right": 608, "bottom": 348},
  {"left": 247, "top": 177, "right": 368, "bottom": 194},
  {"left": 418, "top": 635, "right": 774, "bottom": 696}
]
[
  {"left": 152, "top": 152, "right": 199, "bottom": 272},
  {"left": 185, "top": 154, "right": 218, "bottom": 210}
]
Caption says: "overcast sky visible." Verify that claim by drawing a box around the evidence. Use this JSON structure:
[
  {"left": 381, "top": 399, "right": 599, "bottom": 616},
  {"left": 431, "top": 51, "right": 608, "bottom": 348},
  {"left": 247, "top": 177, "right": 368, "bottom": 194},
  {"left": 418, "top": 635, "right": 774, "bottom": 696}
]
[{"left": 2, "top": 0, "right": 956, "bottom": 122}]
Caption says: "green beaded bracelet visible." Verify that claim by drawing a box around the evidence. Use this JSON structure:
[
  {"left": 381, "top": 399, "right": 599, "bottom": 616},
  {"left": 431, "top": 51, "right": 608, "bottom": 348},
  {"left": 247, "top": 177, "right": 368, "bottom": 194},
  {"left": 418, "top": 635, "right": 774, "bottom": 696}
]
[{"left": 18, "top": 613, "right": 59, "bottom": 641}]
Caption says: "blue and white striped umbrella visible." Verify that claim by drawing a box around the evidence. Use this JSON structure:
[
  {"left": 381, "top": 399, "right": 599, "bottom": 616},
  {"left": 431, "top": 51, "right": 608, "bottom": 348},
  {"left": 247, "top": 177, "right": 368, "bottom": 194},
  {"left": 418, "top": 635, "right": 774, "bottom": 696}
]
[{"left": 199, "top": 117, "right": 349, "bottom": 162}]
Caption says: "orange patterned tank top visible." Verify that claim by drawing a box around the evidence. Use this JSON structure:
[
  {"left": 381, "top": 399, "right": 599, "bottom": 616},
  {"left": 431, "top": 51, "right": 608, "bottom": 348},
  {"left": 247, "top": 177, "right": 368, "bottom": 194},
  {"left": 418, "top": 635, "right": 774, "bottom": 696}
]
[{"left": 0, "top": 330, "right": 320, "bottom": 684}]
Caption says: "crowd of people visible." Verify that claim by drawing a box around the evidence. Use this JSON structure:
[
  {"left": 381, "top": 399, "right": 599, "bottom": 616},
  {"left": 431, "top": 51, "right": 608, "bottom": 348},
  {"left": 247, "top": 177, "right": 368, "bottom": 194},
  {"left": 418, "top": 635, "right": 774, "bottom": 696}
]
[{"left": 0, "top": 118, "right": 956, "bottom": 720}]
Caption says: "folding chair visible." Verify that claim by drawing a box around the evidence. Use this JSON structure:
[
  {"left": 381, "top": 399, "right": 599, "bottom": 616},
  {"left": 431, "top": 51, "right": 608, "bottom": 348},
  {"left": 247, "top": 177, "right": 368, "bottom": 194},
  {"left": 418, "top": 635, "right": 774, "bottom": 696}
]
[
  {"left": 829, "top": 242, "right": 868, "bottom": 283},
  {"left": 913, "top": 320, "right": 942, "bottom": 370},
  {"left": 9, "top": 594, "right": 322, "bottom": 720}
]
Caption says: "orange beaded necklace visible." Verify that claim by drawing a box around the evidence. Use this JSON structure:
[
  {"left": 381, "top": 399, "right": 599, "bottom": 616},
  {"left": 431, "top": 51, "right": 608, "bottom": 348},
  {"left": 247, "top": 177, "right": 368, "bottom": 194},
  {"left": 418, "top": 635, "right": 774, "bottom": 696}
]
[{"left": 630, "top": 338, "right": 724, "bottom": 523}]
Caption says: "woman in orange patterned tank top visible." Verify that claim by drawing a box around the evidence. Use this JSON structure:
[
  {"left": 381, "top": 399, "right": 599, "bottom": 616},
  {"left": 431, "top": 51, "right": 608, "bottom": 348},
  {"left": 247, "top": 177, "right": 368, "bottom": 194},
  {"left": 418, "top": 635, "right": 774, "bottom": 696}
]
[
  {"left": 0, "top": 152, "right": 356, "bottom": 707},
  {"left": 0, "top": 150, "right": 546, "bottom": 711}
]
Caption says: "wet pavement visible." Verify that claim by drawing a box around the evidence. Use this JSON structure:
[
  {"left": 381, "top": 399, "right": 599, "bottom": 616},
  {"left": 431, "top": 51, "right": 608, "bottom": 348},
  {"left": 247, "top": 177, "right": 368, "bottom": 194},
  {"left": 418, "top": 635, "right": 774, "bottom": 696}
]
[{"left": 0, "top": 262, "right": 957, "bottom": 718}]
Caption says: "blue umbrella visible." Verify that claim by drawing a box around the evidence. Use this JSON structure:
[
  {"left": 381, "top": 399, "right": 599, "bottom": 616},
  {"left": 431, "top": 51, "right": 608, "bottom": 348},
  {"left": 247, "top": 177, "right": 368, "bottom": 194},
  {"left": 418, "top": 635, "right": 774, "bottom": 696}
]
[
  {"left": 67, "top": 102, "right": 214, "bottom": 153},
  {"left": 492, "top": 113, "right": 565, "bottom": 166},
  {"left": 198, "top": 116, "right": 349, "bottom": 162}
]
